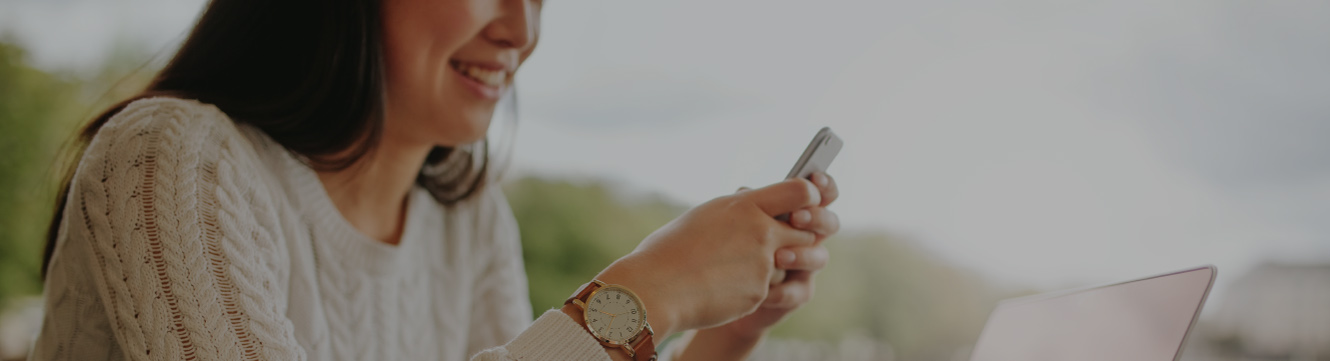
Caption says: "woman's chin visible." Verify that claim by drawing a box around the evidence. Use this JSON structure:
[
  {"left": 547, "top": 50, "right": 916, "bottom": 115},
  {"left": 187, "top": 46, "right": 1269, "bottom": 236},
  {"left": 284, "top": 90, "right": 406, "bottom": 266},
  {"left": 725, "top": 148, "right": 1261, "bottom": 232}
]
[
  {"left": 394, "top": 106, "right": 494, "bottom": 147},
  {"left": 428, "top": 122, "right": 491, "bottom": 147}
]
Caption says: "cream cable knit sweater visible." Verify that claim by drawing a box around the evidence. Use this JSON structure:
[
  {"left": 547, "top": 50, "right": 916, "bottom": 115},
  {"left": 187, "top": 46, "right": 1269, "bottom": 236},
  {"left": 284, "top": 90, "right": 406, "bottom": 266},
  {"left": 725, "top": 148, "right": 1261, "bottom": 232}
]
[{"left": 30, "top": 98, "right": 614, "bottom": 361}]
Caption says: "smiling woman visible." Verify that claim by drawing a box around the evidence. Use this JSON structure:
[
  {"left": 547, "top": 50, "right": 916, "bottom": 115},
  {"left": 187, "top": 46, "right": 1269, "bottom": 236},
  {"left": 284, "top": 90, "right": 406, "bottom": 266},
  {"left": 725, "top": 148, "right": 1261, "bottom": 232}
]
[{"left": 29, "top": 0, "right": 843, "bottom": 360}]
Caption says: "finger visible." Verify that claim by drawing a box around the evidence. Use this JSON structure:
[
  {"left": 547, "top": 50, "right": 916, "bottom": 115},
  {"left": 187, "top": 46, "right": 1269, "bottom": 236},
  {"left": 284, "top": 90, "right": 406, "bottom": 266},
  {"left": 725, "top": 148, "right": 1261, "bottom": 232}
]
[
  {"left": 773, "top": 222, "right": 817, "bottom": 248},
  {"left": 789, "top": 209, "right": 813, "bottom": 228},
  {"left": 745, "top": 178, "right": 821, "bottom": 217},
  {"left": 809, "top": 172, "right": 839, "bottom": 207},
  {"left": 775, "top": 245, "right": 829, "bottom": 271},
  {"left": 776, "top": 248, "right": 796, "bottom": 268},
  {"left": 768, "top": 269, "right": 787, "bottom": 286},
  {"left": 763, "top": 271, "right": 814, "bottom": 309},
  {"left": 788, "top": 207, "right": 840, "bottom": 238}
]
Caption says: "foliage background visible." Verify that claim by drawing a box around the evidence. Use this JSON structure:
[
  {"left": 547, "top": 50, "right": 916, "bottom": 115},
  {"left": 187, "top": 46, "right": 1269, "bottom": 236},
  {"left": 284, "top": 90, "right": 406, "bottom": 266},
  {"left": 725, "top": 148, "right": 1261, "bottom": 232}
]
[{"left": 0, "top": 42, "right": 81, "bottom": 304}]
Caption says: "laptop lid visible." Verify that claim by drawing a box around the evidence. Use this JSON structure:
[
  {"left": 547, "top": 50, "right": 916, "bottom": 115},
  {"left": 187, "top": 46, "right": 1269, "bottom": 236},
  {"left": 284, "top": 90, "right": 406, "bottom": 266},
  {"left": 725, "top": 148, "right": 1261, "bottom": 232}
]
[{"left": 970, "top": 266, "right": 1216, "bottom": 361}]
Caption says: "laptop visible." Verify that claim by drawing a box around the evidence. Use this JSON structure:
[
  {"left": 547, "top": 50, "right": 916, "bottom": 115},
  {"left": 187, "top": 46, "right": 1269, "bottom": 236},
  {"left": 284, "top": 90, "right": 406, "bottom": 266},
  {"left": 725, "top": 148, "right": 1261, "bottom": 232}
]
[{"left": 969, "top": 266, "right": 1217, "bottom": 361}]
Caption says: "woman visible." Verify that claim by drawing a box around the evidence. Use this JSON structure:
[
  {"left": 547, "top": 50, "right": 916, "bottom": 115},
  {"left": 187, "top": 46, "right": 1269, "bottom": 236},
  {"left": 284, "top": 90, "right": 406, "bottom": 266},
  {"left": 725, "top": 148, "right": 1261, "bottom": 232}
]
[{"left": 31, "top": 0, "right": 840, "bottom": 360}]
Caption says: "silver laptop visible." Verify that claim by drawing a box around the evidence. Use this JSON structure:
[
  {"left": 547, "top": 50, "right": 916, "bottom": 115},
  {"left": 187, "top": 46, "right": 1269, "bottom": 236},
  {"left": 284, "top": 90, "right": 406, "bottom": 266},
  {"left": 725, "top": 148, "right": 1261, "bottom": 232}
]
[{"left": 970, "top": 266, "right": 1216, "bottom": 361}]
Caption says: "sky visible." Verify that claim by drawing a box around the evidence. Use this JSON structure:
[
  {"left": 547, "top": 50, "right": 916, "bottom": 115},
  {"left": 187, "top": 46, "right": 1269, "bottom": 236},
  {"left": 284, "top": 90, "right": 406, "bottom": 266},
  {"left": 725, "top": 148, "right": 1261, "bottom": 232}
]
[{"left": 2, "top": 0, "right": 1328, "bottom": 294}]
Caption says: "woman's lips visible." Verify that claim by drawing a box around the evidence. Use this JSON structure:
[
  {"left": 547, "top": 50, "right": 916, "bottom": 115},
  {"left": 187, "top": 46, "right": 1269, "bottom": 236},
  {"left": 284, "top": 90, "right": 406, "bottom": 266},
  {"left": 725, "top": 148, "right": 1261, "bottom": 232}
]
[{"left": 449, "top": 60, "right": 508, "bottom": 100}]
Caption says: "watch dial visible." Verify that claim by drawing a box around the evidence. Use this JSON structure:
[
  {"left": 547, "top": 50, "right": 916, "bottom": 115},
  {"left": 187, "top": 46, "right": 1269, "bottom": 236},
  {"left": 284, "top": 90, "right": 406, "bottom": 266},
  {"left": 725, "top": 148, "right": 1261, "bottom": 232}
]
[{"left": 584, "top": 287, "right": 645, "bottom": 343}]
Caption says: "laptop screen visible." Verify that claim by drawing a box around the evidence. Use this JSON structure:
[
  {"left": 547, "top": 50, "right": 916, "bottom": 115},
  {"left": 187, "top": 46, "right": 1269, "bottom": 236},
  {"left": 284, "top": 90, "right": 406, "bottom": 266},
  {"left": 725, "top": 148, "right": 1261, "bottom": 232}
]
[{"left": 970, "top": 266, "right": 1215, "bottom": 361}]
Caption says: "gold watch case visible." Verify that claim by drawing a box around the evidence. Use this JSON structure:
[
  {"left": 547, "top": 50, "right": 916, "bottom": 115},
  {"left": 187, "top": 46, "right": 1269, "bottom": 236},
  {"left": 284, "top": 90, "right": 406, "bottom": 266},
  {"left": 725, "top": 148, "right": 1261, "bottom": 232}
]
[{"left": 572, "top": 283, "right": 649, "bottom": 345}]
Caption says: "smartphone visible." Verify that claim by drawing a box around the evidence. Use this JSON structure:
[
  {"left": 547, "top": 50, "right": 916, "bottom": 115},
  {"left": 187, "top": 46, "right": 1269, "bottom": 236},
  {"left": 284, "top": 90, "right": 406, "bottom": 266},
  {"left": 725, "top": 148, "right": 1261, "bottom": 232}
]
[{"left": 775, "top": 127, "right": 843, "bottom": 222}]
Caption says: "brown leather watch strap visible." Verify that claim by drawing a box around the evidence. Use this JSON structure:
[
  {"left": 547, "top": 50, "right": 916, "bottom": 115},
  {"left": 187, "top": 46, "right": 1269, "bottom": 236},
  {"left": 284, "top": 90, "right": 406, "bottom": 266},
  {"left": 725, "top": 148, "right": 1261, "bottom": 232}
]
[
  {"left": 630, "top": 326, "right": 657, "bottom": 361},
  {"left": 566, "top": 280, "right": 605, "bottom": 307}
]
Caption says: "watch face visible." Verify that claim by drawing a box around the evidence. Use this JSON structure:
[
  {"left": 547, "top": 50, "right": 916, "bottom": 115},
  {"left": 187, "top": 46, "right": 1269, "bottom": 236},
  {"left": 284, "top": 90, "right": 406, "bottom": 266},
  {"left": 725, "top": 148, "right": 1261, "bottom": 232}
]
[{"left": 583, "top": 286, "right": 646, "bottom": 344}]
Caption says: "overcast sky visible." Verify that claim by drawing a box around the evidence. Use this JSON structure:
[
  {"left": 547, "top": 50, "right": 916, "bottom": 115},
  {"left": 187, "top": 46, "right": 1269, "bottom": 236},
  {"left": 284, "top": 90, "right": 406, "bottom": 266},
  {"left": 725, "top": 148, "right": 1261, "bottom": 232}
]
[{"left": 3, "top": 0, "right": 1328, "bottom": 293}]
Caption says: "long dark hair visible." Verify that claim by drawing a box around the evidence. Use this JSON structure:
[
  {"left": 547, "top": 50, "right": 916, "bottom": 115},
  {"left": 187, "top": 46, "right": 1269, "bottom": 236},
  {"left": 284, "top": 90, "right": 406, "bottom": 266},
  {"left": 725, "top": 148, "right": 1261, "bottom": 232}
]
[{"left": 42, "top": 0, "right": 499, "bottom": 277}]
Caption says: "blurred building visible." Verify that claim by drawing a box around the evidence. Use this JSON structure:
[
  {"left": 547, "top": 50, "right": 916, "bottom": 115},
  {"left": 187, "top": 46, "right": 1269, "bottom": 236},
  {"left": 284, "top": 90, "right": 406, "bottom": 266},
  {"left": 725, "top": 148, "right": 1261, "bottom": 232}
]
[{"left": 1205, "top": 263, "right": 1330, "bottom": 361}]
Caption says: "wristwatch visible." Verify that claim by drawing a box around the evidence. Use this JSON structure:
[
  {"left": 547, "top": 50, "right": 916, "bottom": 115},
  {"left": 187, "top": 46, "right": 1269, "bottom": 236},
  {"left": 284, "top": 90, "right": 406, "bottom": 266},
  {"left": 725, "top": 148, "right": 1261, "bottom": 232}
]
[{"left": 565, "top": 280, "right": 658, "bottom": 361}]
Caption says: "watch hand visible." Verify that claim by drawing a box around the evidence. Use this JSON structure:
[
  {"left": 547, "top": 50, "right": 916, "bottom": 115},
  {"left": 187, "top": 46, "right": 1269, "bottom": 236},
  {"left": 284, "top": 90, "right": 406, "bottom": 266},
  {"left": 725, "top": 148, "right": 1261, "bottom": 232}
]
[{"left": 597, "top": 309, "right": 616, "bottom": 317}]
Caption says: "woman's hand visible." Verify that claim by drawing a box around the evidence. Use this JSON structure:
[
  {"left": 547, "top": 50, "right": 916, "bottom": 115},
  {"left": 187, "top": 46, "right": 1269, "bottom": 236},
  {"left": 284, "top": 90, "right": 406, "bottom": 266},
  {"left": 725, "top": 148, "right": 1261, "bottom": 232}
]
[
  {"left": 674, "top": 173, "right": 840, "bottom": 360},
  {"left": 591, "top": 177, "right": 825, "bottom": 337},
  {"left": 724, "top": 173, "right": 839, "bottom": 335}
]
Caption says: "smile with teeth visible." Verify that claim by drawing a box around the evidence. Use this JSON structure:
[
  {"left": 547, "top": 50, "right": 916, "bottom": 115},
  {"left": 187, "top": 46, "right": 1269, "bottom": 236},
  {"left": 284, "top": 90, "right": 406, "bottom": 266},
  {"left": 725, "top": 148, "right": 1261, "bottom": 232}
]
[{"left": 450, "top": 60, "right": 507, "bottom": 87}]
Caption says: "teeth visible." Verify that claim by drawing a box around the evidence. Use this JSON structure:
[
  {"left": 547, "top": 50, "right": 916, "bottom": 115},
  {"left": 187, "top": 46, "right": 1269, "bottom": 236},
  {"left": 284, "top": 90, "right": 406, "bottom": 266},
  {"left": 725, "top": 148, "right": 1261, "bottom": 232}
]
[{"left": 452, "top": 61, "right": 507, "bottom": 87}]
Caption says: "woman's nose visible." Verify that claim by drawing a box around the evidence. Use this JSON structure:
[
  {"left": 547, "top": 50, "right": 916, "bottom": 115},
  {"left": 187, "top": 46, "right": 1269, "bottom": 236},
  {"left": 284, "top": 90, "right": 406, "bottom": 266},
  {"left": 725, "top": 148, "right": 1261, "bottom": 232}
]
[{"left": 484, "top": 0, "right": 539, "bottom": 51}]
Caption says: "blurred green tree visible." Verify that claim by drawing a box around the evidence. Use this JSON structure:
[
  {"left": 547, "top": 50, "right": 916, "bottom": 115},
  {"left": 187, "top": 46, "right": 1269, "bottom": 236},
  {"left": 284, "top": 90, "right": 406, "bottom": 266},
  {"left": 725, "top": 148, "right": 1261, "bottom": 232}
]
[
  {"left": 502, "top": 177, "right": 684, "bottom": 316},
  {"left": 772, "top": 232, "right": 1009, "bottom": 360},
  {"left": 0, "top": 41, "right": 80, "bottom": 307}
]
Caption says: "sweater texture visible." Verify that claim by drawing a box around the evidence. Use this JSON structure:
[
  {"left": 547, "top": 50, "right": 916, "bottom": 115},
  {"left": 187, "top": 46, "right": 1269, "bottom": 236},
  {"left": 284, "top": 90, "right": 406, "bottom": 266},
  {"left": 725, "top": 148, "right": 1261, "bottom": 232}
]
[{"left": 30, "top": 97, "right": 612, "bottom": 361}]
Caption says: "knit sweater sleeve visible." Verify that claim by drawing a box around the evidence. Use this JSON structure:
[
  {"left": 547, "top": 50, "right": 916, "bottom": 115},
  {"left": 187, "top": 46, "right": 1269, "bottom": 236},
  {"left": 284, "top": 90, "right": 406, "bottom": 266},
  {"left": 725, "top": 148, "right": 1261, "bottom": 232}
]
[
  {"left": 470, "top": 310, "right": 615, "bottom": 361},
  {"left": 60, "top": 98, "right": 305, "bottom": 361}
]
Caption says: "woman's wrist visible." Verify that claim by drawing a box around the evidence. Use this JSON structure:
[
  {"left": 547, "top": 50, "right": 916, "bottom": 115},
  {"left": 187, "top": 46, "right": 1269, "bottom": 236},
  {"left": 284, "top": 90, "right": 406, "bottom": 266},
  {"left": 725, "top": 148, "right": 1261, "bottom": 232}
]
[
  {"left": 595, "top": 256, "right": 680, "bottom": 337},
  {"left": 561, "top": 258, "right": 679, "bottom": 361}
]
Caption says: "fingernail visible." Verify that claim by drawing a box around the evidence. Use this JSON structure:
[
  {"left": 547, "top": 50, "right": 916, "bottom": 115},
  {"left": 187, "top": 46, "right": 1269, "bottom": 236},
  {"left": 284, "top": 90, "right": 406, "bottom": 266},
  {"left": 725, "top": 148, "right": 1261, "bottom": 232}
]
[
  {"left": 794, "top": 209, "right": 812, "bottom": 226},
  {"left": 778, "top": 249, "right": 796, "bottom": 266},
  {"left": 812, "top": 172, "right": 827, "bottom": 187}
]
